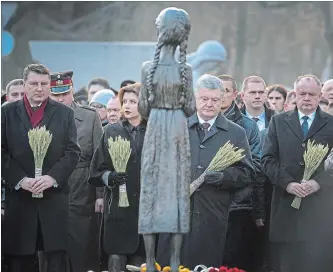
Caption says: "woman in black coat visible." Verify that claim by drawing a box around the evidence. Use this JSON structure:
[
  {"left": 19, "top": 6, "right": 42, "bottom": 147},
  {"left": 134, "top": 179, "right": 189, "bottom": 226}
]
[{"left": 89, "top": 83, "right": 146, "bottom": 271}]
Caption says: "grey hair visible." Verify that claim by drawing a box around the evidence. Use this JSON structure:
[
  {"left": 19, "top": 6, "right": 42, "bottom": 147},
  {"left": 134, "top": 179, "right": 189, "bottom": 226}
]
[
  {"left": 6, "top": 79, "right": 24, "bottom": 94},
  {"left": 295, "top": 74, "right": 322, "bottom": 89},
  {"left": 195, "top": 74, "right": 225, "bottom": 94}
]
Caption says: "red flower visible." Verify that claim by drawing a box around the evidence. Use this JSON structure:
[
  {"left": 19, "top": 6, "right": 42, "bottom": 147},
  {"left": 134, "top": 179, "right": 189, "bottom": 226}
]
[
  {"left": 208, "top": 268, "right": 218, "bottom": 272},
  {"left": 218, "top": 266, "right": 229, "bottom": 272},
  {"left": 228, "top": 268, "right": 240, "bottom": 272}
]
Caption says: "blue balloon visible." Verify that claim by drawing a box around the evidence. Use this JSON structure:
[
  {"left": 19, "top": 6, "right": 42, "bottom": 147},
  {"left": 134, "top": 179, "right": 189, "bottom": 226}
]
[{"left": 2, "top": 31, "right": 15, "bottom": 57}]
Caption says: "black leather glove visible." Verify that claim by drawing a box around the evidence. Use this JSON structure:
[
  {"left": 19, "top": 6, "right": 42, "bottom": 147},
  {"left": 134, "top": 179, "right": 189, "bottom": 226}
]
[
  {"left": 108, "top": 172, "right": 128, "bottom": 187},
  {"left": 204, "top": 171, "right": 224, "bottom": 186}
]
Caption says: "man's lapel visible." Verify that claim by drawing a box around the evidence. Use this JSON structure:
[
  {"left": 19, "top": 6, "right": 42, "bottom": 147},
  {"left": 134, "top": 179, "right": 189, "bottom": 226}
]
[
  {"left": 305, "top": 108, "right": 328, "bottom": 141},
  {"left": 284, "top": 109, "right": 304, "bottom": 142},
  {"left": 40, "top": 99, "right": 56, "bottom": 128},
  {"left": 16, "top": 99, "right": 32, "bottom": 131}
]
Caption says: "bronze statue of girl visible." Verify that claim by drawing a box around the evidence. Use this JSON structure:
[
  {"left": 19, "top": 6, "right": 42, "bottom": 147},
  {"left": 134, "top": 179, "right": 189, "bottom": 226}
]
[{"left": 138, "top": 7, "right": 195, "bottom": 272}]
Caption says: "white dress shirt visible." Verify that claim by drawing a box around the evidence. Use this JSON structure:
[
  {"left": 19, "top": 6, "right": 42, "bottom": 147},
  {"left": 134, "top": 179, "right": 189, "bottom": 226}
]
[
  {"left": 245, "top": 111, "right": 266, "bottom": 131},
  {"left": 298, "top": 110, "right": 316, "bottom": 128},
  {"left": 197, "top": 113, "right": 218, "bottom": 131}
]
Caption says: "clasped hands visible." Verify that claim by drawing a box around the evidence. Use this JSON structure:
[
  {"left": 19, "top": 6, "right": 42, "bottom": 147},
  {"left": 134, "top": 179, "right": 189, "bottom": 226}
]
[
  {"left": 286, "top": 179, "right": 320, "bottom": 198},
  {"left": 21, "top": 175, "right": 55, "bottom": 194}
]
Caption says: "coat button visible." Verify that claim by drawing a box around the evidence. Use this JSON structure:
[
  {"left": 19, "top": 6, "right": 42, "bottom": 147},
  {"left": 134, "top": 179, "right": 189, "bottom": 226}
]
[
  {"left": 302, "top": 143, "right": 305, "bottom": 148},
  {"left": 197, "top": 165, "right": 203, "bottom": 169},
  {"left": 300, "top": 161, "right": 304, "bottom": 166},
  {"left": 199, "top": 145, "right": 205, "bottom": 149},
  {"left": 133, "top": 160, "right": 138, "bottom": 163}
]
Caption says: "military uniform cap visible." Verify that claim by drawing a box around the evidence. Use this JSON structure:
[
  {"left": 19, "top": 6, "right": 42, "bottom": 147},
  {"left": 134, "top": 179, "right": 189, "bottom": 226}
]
[{"left": 50, "top": 71, "right": 74, "bottom": 94}]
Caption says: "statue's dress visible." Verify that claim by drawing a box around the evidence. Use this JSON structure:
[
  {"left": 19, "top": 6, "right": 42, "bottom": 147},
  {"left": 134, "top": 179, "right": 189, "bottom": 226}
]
[{"left": 138, "top": 63, "right": 195, "bottom": 234}]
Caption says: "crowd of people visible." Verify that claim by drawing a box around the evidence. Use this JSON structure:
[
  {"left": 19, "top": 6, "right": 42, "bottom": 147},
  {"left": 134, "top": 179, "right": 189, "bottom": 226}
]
[{"left": 1, "top": 61, "right": 333, "bottom": 272}]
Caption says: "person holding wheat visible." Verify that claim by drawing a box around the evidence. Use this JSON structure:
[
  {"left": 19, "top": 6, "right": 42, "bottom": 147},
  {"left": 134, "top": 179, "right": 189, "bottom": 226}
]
[
  {"left": 261, "top": 75, "right": 333, "bottom": 272},
  {"left": 89, "top": 83, "right": 147, "bottom": 272},
  {"left": 1, "top": 64, "right": 80, "bottom": 272},
  {"left": 156, "top": 74, "right": 254, "bottom": 269}
]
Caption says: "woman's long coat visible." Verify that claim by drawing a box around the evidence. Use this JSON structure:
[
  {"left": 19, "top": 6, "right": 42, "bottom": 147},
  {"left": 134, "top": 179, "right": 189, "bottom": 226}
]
[{"left": 89, "top": 121, "right": 146, "bottom": 255}]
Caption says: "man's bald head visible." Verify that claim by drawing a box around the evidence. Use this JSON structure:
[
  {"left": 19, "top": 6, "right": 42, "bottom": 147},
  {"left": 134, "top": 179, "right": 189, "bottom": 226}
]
[{"left": 322, "top": 79, "right": 333, "bottom": 104}]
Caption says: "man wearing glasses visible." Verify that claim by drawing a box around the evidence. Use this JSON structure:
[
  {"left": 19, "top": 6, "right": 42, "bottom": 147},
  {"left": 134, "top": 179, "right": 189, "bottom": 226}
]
[{"left": 89, "top": 89, "right": 116, "bottom": 127}]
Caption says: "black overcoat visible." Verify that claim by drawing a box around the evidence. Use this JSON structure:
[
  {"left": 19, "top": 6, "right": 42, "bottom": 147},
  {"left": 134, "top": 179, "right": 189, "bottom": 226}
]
[
  {"left": 88, "top": 121, "right": 145, "bottom": 255},
  {"left": 1, "top": 98, "right": 80, "bottom": 255},
  {"left": 157, "top": 113, "right": 254, "bottom": 269},
  {"left": 261, "top": 108, "right": 333, "bottom": 243},
  {"left": 67, "top": 102, "right": 103, "bottom": 272}
]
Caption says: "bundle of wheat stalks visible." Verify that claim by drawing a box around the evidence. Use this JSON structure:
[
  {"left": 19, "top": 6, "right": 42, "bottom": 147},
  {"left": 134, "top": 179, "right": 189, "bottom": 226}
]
[
  {"left": 28, "top": 126, "right": 53, "bottom": 198},
  {"left": 189, "top": 141, "right": 245, "bottom": 195},
  {"left": 291, "top": 139, "right": 329, "bottom": 209},
  {"left": 108, "top": 136, "right": 132, "bottom": 207}
]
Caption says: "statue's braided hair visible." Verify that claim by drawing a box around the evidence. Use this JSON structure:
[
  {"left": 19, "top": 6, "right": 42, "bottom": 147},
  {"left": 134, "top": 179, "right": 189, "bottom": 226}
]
[
  {"left": 179, "top": 40, "right": 188, "bottom": 105},
  {"left": 146, "top": 41, "right": 164, "bottom": 104},
  {"left": 146, "top": 7, "right": 190, "bottom": 105}
]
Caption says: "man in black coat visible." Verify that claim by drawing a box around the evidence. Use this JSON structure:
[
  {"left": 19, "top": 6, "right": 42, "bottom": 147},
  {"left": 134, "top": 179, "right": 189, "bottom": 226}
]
[
  {"left": 157, "top": 74, "right": 254, "bottom": 269},
  {"left": 218, "top": 75, "right": 262, "bottom": 272},
  {"left": 1, "top": 64, "right": 80, "bottom": 272},
  {"left": 49, "top": 71, "right": 104, "bottom": 272},
  {"left": 262, "top": 74, "right": 333, "bottom": 272},
  {"left": 239, "top": 75, "right": 275, "bottom": 271}
]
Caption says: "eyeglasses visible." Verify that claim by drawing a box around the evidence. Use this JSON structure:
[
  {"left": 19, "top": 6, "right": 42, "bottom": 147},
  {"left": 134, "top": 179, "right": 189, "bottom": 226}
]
[{"left": 90, "top": 103, "right": 105, "bottom": 110}]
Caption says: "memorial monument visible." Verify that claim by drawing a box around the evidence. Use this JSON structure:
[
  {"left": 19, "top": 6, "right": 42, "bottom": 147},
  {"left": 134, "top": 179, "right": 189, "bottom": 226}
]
[{"left": 138, "top": 7, "right": 195, "bottom": 272}]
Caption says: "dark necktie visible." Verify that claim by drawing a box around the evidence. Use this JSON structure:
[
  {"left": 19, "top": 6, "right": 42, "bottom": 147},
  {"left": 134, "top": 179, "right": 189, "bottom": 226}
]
[
  {"left": 301, "top": 116, "right": 309, "bottom": 137},
  {"left": 201, "top": 122, "right": 211, "bottom": 136},
  {"left": 252, "top": 117, "right": 259, "bottom": 123}
]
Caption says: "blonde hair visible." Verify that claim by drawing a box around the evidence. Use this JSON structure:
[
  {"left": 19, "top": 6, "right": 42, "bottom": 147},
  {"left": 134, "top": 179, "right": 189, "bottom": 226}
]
[{"left": 242, "top": 75, "right": 266, "bottom": 92}]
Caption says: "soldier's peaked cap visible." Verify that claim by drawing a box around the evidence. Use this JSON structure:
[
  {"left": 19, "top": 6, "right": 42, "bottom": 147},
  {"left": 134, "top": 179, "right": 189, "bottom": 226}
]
[{"left": 50, "top": 71, "right": 74, "bottom": 94}]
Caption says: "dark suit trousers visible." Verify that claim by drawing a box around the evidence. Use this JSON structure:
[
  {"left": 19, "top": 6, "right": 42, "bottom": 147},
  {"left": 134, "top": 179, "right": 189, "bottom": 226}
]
[
  {"left": 272, "top": 241, "right": 333, "bottom": 272},
  {"left": 223, "top": 210, "right": 269, "bottom": 272},
  {"left": 7, "top": 251, "right": 68, "bottom": 272}
]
